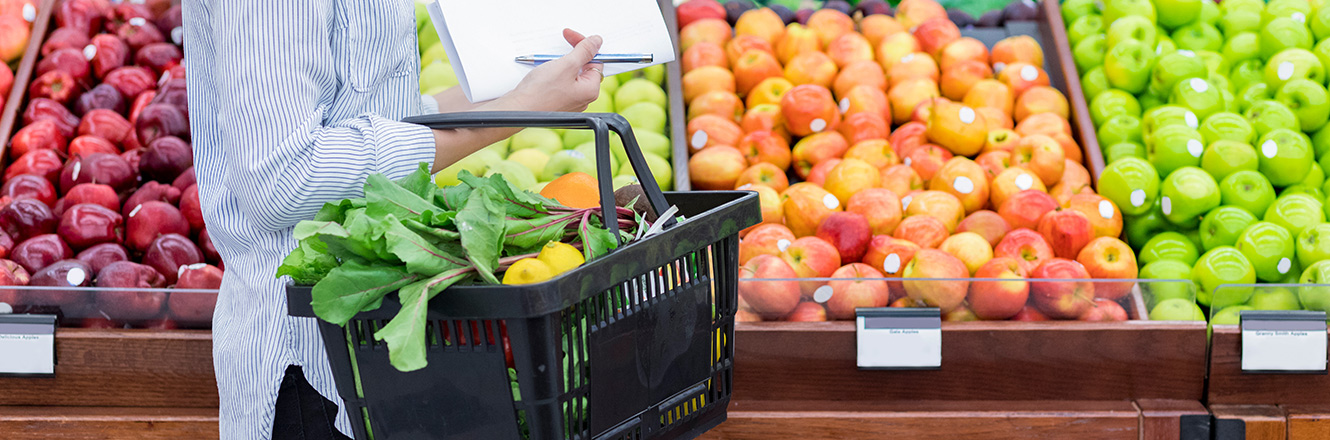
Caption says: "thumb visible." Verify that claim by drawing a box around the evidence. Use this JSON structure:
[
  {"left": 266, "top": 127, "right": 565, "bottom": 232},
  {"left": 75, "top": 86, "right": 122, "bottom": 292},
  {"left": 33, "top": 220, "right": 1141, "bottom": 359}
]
[{"left": 556, "top": 35, "right": 603, "bottom": 72}]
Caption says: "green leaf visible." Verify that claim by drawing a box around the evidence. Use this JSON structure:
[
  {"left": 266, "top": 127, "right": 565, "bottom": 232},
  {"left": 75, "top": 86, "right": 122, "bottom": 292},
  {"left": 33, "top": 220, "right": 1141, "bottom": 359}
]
[
  {"left": 382, "top": 215, "right": 469, "bottom": 275},
  {"left": 276, "top": 238, "right": 339, "bottom": 285},
  {"left": 293, "top": 220, "right": 349, "bottom": 241},
  {"left": 457, "top": 186, "right": 506, "bottom": 284},
  {"left": 403, "top": 218, "right": 461, "bottom": 243},
  {"left": 374, "top": 267, "right": 473, "bottom": 371},
  {"left": 364, "top": 173, "right": 439, "bottom": 220},
  {"left": 579, "top": 214, "right": 619, "bottom": 261},
  {"left": 313, "top": 198, "right": 366, "bottom": 223},
  {"left": 311, "top": 262, "right": 418, "bottom": 325},
  {"left": 396, "top": 163, "right": 436, "bottom": 200},
  {"left": 436, "top": 180, "right": 473, "bottom": 211},
  {"left": 460, "top": 172, "right": 555, "bottom": 218},
  {"left": 502, "top": 214, "right": 577, "bottom": 254}
]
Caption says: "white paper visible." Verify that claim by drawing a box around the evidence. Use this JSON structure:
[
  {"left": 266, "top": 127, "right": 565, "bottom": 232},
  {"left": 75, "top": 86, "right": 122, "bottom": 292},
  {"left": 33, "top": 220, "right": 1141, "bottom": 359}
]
[
  {"left": 427, "top": 0, "right": 676, "bottom": 103},
  {"left": 0, "top": 333, "right": 54, "bottom": 375},
  {"left": 1242, "top": 329, "right": 1328, "bottom": 372},
  {"left": 856, "top": 318, "right": 942, "bottom": 369}
]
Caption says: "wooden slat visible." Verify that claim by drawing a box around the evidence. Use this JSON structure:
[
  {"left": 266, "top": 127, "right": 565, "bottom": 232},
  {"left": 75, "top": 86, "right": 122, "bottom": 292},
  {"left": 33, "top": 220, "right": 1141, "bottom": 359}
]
[
  {"left": 1207, "top": 325, "right": 1330, "bottom": 405},
  {"left": 1136, "top": 399, "right": 1210, "bottom": 440},
  {"left": 0, "top": 0, "right": 54, "bottom": 164},
  {"left": 732, "top": 320, "right": 1207, "bottom": 402},
  {"left": 700, "top": 400, "right": 1140, "bottom": 440},
  {"left": 0, "top": 329, "right": 218, "bottom": 407},
  {"left": 0, "top": 406, "right": 218, "bottom": 439},
  {"left": 1284, "top": 405, "right": 1330, "bottom": 440},
  {"left": 1210, "top": 405, "right": 1287, "bottom": 440}
]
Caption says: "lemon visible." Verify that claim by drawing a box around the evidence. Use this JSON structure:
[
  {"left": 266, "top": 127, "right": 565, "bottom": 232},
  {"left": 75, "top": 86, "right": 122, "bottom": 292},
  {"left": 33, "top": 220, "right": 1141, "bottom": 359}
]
[
  {"left": 537, "top": 241, "right": 585, "bottom": 275},
  {"left": 502, "top": 258, "right": 555, "bottom": 285}
]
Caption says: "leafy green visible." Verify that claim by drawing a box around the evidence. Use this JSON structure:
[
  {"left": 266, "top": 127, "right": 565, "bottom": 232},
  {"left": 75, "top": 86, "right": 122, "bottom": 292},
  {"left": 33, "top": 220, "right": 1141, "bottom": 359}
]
[
  {"left": 457, "top": 187, "right": 505, "bottom": 285},
  {"left": 310, "top": 261, "right": 418, "bottom": 325},
  {"left": 275, "top": 238, "right": 339, "bottom": 285},
  {"left": 374, "top": 267, "right": 473, "bottom": 371}
]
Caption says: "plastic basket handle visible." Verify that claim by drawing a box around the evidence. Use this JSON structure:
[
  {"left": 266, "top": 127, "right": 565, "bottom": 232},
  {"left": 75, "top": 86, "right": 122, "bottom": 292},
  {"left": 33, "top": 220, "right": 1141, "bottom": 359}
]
[{"left": 401, "top": 111, "right": 676, "bottom": 245}]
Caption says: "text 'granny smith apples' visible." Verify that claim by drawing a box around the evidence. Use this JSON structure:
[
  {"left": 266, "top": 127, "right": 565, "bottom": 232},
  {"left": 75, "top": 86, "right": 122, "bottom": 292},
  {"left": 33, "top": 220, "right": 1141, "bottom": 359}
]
[
  {"left": 413, "top": 14, "right": 675, "bottom": 192},
  {"left": 1070, "top": 0, "right": 1330, "bottom": 319}
]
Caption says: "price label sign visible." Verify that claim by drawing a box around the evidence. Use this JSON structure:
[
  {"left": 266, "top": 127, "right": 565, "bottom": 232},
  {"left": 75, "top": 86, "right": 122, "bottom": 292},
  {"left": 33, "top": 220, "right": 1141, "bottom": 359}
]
[
  {"left": 1241, "top": 310, "right": 1328, "bottom": 374},
  {"left": 856, "top": 308, "right": 941, "bottom": 370}
]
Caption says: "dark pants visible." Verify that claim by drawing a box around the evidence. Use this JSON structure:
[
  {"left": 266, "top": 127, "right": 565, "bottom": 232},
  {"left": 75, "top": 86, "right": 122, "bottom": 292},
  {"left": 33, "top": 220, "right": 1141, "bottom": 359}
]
[{"left": 272, "top": 365, "right": 354, "bottom": 440}]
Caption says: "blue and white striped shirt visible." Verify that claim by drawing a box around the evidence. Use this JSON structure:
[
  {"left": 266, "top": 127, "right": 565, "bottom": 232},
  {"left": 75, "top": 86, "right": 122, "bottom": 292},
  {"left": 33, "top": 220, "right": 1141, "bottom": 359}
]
[{"left": 183, "top": 1, "right": 438, "bottom": 437}]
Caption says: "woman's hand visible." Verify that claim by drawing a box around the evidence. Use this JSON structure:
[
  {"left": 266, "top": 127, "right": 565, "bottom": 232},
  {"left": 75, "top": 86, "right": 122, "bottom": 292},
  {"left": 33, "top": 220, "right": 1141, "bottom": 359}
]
[{"left": 507, "top": 29, "right": 605, "bottom": 112}]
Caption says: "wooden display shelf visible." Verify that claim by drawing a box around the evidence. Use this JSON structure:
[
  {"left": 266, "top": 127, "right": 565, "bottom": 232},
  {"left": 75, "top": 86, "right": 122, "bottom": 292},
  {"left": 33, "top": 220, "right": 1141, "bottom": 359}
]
[
  {"left": 1207, "top": 326, "right": 1330, "bottom": 405},
  {"left": 0, "top": 329, "right": 217, "bottom": 408},
  {"left": 732, "top": 319, "right": 1208, "bottom": 402},
  {"left": 0, "top": 406, "right": 218, "bottom": 439},
  {"left": 699, "top": 400, "right": 1142, "bottom": 440},
  {"left": 1209, "top": 405, "right": 1287, "bottom": 440},
  {"left": 1137, "top": 399, "right": 1211, "bottom": 440},
  {"left": 1283, "top": 405, "right": 1330, "bottom": 440}
]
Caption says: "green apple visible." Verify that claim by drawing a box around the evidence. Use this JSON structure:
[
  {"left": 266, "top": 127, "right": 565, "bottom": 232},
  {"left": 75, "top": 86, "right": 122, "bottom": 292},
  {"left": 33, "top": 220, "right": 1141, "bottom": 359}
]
[
  {"left": 1126, "top": 203, "right": 1175, "bottom": 249},
  {"left": 1235, "top": 221, "right": 1299, "bottom": 281},
  {"left": 562, "top": 129, "right": 594, "bottom": 150},
  {"left": 618, "top": 151, "right": 673, "bottom": 191},
  {"left": 418, "top": 21, "right": 440, "bottom": 55},
  {"left": 1314, "top": 124, "right": 1330, "bottom": 159},
  {"left": 434, "top": 149, "right": 501, "bottom": 187},
  {"left": 542, "top": 148, "right": 599, "bottom": 181},
  {"left": 1298, "top": 261, "right": 1330, "bottom": 311},
  {"left": 1201, "top": 206, "right": 1260, "bottom": 250},
  {"left": 1314, "top": 4, "right": 1330, "bottom": 41},
  {"left": 1236, "top": 83, "right": 1274, "bottom": 114},
  {"left": 1150, "top": 51, "right": 1208, "bottom": 97},
  {"left": 1098, "top": 115, "right": 1144, "bottom": 147},
  {"left": 1200, "top": 140, "right": 1259, "bottom": 181},
  {"left": 1275, "top": 79, "right": 1330, "bottom": 132},
  {"left": 575, "top": 142, "right": 620, "bottom": 173},
  {"left": 1160, "top": 166, "right": 1221, "bottom": 224},
  {"left": 510, "top": 128, "right": 565, "bottom": 155},
  {"left": 1142, "top": 231, "right": 1202, "bottom": 266},
  {"left": 1220, "top": 32, "right": 1261, "bottom": 68},
  {"left": 1062, "top": 0, "right": 1100, "bottom": 25},
  {"left": 419, "top": 61, "right": 458, "bottom": 95},
  {"left": 1263, "top": 0, "right": 1313, "bottom": 26},
  {"left": 600, "top": 75, "right": 620, "bottom": 96},
  {"left": 507, "top": 149, "right": 550, "bottom": 177},
  {"left": 1098, "top": 157, "right": 1162, "bottom": 215},
  {"left": 614, "top": 79, "right": 668, "bottom": 112},
  {"left": 612, "top": 175, "right": 639, "bottom": 190},
  {"left": 1074, "top": 34, "right": 1109, "bottom": 73},
  {"left": 1171, "top": 77, "right": 1225, "bottom": 120},
  {"left": 1265, "top": 193, "right": 1326, "bottom": 237},
  {"left": 415, "top": 1, "right": 430, "bottom": 31},
  {"left": 1297, "top": 223, "right": 1330, "bottom": 268},
  {"left": 1104, "top": 40, "right": 1156, "bottom": 95},
  {"left": 1155, "top": 37, "right": 1178, "bottom": 57},
  {"left": 643, "top": 64, "right": 665, "bottom": 85},
  {"left": 1171, "top": 23, "right": 1223, "bottom": 52},
  {"left": 1143, "top": 105, "right": 1199, "bottom": 140},
  {"left": 1106, "top": 142, "right": 1148, "bottom": 163},
  {"left": 1220, "top": 170, "right": 1278, "bottom": 216},
  {"left": 1149, "top": 124, "right": 1206, "bottom": 177},
  {"left": 1245, "top": 100, "right": 1301, "bottom": 137},
  {"left": 1282, "top": 185, "right": 1326, "bottom": 200},
  {"left": 1155, "top": 0, "right": 1201, "bottom": 29},
  {"left": 1268, "top": 48, "right": 1327, "bottom": 90},
  {"left": 422, "top": 43, "right": 449, "bottom": 68},
  {"left": 619, "top": 102, "right": 667, "bottom": 134},
  {"left": 1257, "top": 128, "right": 1315, "bottom": 187},
  {"left": 1222, "top": 89, "right": 1239, "bottom": 112},
  {"left": 1313, "top": 37, "right": 1330, "bottom": 73},
  {"left": 634, "top": 130, "right": 671, "bottom": 159},
  {"left": 1248, "top": 287, "right": 1302, "bottom": 310},
  {"left": 1141, "top": 92, "right": 1168, "bottom": 110},
  {"left": 1199, "top": 112, "right": 1255, "bottom": 145},
  {"left": 1141, "top": 260, "right": 1197, "bottom": 302},
  {"left": 1103, "top": 0, "right": 1156, "bottom": 24},
  {"left": 1192, "top": 246, "right": 1258, "bottom": 308},
  {"left": 1082, "top": 67, "right": 1111, "bottom": 101},
  {"left": 1196, "top": 50, "right": 1226, "bottom": 75},
  {"left": 1090, "top": 89, "right": 1143, "bottom": 126},
  {"left": 1220, "top": 3, "right": 1264, "bottom": 36},
  {"left": 1302, "top": 163, "right": 1326, "bottom": 189},
  {"left": 1199, "top": 0, "right": 1220, "bottom": 25},
  {"left": 1068, "top": 15, "right": 1105, "bottom": 47},
  {"left": 1149, "top": 298, "right": 1207, "bottom": 321},
  {"left": 1261, "top": 19, "right": 1316, "bottom": 62},
  {"left": 1212, "top": 305, "right": 1255, "bottom": 324},
  {"left": 1229, "top": 60, "right": 1266, "bottom": 94},
  {"left": 1107, "top": 15, "right": 1159, "bottom": 49},
  {"left": 483, "top": 159, "right": 538, "bottom": 191}
]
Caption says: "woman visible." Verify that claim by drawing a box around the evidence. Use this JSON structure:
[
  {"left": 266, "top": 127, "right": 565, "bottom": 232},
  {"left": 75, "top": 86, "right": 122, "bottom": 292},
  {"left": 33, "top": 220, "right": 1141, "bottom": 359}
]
[{"left": 182, "top": 2, "right": 605, "bottom": 438}]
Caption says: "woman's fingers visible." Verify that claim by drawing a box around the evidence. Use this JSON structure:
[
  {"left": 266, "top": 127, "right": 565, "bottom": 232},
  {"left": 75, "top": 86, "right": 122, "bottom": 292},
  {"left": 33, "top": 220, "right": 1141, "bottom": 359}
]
[
  {"left": 563, "top": 28, "right": 586, "bottom": 47},
  {"left": 553, "top": 34, "right": 603, "bottom": 74}
]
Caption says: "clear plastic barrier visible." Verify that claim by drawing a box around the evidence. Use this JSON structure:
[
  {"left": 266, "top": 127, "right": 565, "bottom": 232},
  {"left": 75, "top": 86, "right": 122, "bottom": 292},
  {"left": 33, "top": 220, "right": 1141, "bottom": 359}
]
[
  {"left": 0, "top": 286, "right": 219, "bottom": 329},
  {"left": 1207, "top": 284, "right": 1330, "bottom": 324}
]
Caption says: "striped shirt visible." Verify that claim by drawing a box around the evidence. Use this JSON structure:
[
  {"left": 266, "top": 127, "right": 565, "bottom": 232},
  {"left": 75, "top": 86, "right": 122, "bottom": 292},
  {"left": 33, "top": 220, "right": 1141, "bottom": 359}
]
[{"left": 183, "top": 1, "right": 437, "bottom": 437}]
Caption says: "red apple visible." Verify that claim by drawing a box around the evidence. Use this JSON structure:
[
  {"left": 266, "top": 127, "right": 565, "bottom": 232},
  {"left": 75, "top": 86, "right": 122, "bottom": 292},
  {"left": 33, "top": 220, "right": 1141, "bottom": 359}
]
[
  {"left": 75, "top": 242, "right": 128, "bottom": 276},
  {"left": 780, "top": 236, "right": 842, "bottom": 296},
  {"left": 1076, "top": 237, "right": 1137, "bottom": 300},
  {"left": 36, "top": 47, "right": 92, "bottom": 83},
  {"left": 956, "top": 209, "right": 1010, "bottom": 247},
  {"left": 824, "top": 263, "right": 890, "bottom": 320},
  {"left": 739, "top": 223, "right": 796, "bottom": 265},
  {"left": 102, "top": 66, "right": 156, "bottom": 100},
  {"left": 56, "top": 0, "right": 109, "bottom": 36},
  {"left": 815, "top": 211, "right": 872, "bottom": 262},
  {"left": 57, "top": 203, "right": 123, "bottom": 250},
  {"left": 28, "top": 70, "right": 81, "bottom": 105},
  {"left": 901, "top": 248, "right": 969, "bottom": 312},
  {"left": 94, "top": 261, "right": 167, "bottom": 320},
  {"left": 739, "top": 254, "right": 803, "bottom": 318},
  {"left": 1079, "top": 298, "right": 1128, "bottom": 321},
  {"left": 9, "top": 120, "right": 69, "bottom": 159},
  {"left": 5, "top": 149, "right": 64, "bottom": 183},
  {"left": 59, "top": 153, "right": 136, "bottom": 193},
  {"left": 1035, "top": 209, "right": 1094, "bottom": 259},
  {"left": 1030, "top": 258, "right": 1095, "bottom": 319},
  {"left": 993, "top": 228, "right": 1054, "bottom": 270},
  {"left": 40, "top": 28, "right": 91, "bottom": 57},
  {"left": 124, "top": 201, "right": 189, "bottom": 252},
  {"left": 23, "top": 98, "right": 80, "bottom": 138},
  {"left": 1, "top": 198, "right": 57, "bottom": 242},
  {"left": 88, "top": 33, "right": 130, "bottom": 79},
  {"left": 969, "top": 256, "right": 1030, "bottom": 320},
  {"left": 1, "top": 175, "right": 56, "bottom": 207},
  {"left": 784, "top": 301, "right": 828, "bottom": 321},
  {"left": 78, "top": 109, "right": 133, "bottom": 146},
  {"left": 1011, "top": 305, "right": 1049, "bottom": 321},
  {"left": 141, "top": 233, "right": 202, "bottom": 285},
  {"left": 10, "top": 234, "right": 73, "bottom": 274},
  {"left": 59, "top": 183, "right": 120, "bottom": 214},
  {"left": 997, "top": 189, "right": 1058, "bottom": 230}
]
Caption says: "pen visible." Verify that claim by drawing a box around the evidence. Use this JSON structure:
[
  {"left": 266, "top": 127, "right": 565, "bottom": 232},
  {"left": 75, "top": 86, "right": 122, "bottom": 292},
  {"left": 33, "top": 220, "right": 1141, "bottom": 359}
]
[{"left": 514, "top": 53, "right": 654, "bottom": 65}]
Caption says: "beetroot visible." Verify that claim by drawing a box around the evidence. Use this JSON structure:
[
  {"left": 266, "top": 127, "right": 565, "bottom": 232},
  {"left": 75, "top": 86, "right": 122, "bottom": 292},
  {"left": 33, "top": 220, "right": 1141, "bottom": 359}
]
[
  {"left": 5, "top": 149, "right": 64, "bottom": 183},
  {"left": 142, "top": 233, "right": 201, "bottom": 284},
  {"left": 95, "top": 261, "right": 167, "bottom": 321},
  {"left": 179, "top": 185, "right": 203, "bottom": 233},
  {"left": 10, "top": 234, "right": 74, "bottom": 273},
  {"left": 0, "top": 198, "right": 58, "bottom": 241},
  {"left": 125, "top": 201, "right": 188, "bottom": 251},
  {"left": 59, "top": 152, "right": 136, "bottom": 193},
  {"left": 139, "top": 136, "right": 192, "bottom": 183},
  {"left": 57, "top": 183, "right": 120, "bottom": 214},
  {"left": 122, "top": 182, "right": 181, "bottom": 217},
  {"left": 172, "top": 167, "right": 195, "bottom": 191},
  {"left": 58, "top": 203, "right": 124, "bottom": 250},
  {"left": 1, "top": 175, "right": 57, "bottom": 207},
  {"left": 76, "top": 243, "right": 128, "bottom": 276},
  {"left": 198, "top": 227, "right": 220, "bottom": 264}
]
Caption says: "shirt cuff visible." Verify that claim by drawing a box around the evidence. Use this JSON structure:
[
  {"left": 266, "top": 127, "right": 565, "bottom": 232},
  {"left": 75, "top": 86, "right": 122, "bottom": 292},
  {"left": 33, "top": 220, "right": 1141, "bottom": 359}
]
[
  {"left": 370, "top": 117, "right": 437, "bottom": 180},
  {"left": 419, "top": 94, "right": 440, "bottom": 115}
]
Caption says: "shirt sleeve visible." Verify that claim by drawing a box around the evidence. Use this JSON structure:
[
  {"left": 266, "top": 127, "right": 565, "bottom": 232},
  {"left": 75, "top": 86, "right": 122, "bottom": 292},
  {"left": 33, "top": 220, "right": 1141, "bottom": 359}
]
[{"left": 207, "top": 1, "right": 436, "bottom": 233}]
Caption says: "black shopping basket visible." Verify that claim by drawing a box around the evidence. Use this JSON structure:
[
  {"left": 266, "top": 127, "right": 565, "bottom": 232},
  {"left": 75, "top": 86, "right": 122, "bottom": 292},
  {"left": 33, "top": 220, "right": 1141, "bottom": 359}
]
[{"left": 286, "top": 112, "right": 761, "bottom": 440}]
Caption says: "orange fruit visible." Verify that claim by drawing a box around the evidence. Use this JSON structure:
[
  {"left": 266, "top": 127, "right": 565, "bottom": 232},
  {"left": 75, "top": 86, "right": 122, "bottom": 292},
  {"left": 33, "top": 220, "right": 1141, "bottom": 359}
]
[{"left": 540, "top": 172, "right": 600, "bottom": 209}]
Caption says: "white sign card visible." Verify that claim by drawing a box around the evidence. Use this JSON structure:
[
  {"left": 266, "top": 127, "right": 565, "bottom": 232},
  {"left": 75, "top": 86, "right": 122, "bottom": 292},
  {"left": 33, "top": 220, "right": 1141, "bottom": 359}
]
[
  {"left": 856, "top": 308, "right": 941, "bottom": 370},
  {"left": 1241, "top": 310, "right": 1328, "bottom": 374},
  {"left": 0, "top": 314, "right": 56, "bottom": 376}
]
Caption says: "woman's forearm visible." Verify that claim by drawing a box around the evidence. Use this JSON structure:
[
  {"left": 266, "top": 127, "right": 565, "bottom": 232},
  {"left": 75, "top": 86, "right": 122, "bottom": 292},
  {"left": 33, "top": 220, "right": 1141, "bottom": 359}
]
[
  {"left": 431, "top": 87, "right": 483, "bottom": 113},
  {"left": 428, "top": 91, "right": 538, "bottom": 172}
]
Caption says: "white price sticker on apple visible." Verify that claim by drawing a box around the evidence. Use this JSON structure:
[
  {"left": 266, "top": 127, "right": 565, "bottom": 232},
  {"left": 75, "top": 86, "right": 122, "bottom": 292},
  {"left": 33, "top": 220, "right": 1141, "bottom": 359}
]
[
  {"left": 0, "top": 314, "right": 56, "bottom": 376},
  {"left": 1241, "top": 310, "right": 1328, "bottom": 374},
  {"left": 856, "top": 308, "right": 941, "bottom": 370}
]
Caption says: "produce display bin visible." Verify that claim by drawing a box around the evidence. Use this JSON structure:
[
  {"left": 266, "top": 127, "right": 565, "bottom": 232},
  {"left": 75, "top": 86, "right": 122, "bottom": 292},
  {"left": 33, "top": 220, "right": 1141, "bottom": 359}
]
[
  {"left": 0, "top": 0, "right": 54, "bottom": 160},
  {"left": 0, "top": 286, "right": 219, "bottom": 329},
  {"left": 287, "top": 112, "right": 761, "bottom": 440},
  {"left": 1207, "top": 285, "right": 1330, "bottom": 406}
]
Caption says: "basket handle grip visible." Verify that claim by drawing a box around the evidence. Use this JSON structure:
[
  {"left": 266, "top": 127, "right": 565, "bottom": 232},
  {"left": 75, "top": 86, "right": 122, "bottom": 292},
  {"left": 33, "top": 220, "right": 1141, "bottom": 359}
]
[{"left": 401, "top": 111, "right": 676, "bottom": 245}]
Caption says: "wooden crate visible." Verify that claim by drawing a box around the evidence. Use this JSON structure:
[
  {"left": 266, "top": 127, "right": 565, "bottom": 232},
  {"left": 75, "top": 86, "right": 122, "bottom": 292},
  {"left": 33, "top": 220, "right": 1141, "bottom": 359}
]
[
  {"left": 1137, "top": 399, "right": 1211, "bottom": 440},
  {"left": 1284, "top": 405, "right": 1330, "bottom": 440},
  {"left": 1208, "top": 325, "right": 1330, "bottom": 405},
  {"left": 0, "top": 406, "right": 218, "bottom": 439},
  {"left": 1210, "top": 405, "right": 1288, "bottom": 440}
]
